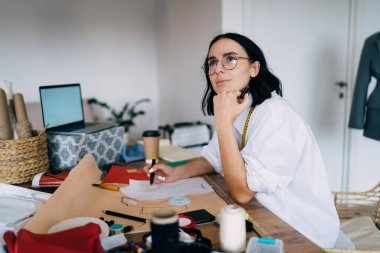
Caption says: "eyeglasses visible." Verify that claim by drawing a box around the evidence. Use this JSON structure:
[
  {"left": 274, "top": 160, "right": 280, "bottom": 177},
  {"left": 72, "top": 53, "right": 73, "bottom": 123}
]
[{"left": 206, "top": 54, "right": 251, "bottom": 75}]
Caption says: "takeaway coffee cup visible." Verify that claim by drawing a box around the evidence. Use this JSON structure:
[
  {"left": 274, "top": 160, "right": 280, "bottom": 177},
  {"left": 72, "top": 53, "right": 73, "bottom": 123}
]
[
  {"left": 142, "top": 130, "right": 160, "bottom": 164},
  {"left": 151, "top": 208, "right": 179, "bottom": 253}
]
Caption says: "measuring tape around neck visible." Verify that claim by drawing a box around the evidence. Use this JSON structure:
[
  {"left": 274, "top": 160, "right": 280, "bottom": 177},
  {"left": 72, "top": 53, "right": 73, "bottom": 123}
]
[{"left": 240, "top": 107, "right": 254, "bottom": 150}]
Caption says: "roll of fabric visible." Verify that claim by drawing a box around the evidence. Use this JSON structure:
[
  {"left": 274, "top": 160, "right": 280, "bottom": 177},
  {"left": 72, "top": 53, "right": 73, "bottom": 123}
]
[
  {"left": 0, "top": 88, "right": 14, "bottom": 140},
  {"left": 13, "top": 93, "right": 33, "bottom": 139}
]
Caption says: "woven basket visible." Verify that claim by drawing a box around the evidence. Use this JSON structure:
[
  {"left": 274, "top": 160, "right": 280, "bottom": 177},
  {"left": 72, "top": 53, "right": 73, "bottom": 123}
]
[{"left": 0, "top": 130, "right": 49, "bottom": 184}]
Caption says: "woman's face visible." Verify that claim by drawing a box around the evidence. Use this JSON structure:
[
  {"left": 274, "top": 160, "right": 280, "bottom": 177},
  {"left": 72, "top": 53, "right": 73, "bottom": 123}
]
[{"left": 207, "top": 38, "right": 258, "bottom": 94}]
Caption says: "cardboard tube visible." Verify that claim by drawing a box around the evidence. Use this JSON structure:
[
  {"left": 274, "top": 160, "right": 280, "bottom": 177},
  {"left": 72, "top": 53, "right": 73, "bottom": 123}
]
[
  {"left": 13, "top": 93, "right": 33, "bottom": 138},
  {"left": 0, "top": 88, "right": 13, "bottom": 140},
  {"left": 13, "top": 93, "right": 29, "bottom": 122}
]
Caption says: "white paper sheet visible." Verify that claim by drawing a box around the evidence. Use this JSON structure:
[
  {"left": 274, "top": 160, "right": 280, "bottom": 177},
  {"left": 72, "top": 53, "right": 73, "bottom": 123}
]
[
  {"left": 0, "top": 183, "right": 51, "bottom": 245},
  {"left": 0, "top": 184, "right": 51, "bottom": 228},
  {"left": 120, "top": 177, "right": 213, "bottom": 201}
]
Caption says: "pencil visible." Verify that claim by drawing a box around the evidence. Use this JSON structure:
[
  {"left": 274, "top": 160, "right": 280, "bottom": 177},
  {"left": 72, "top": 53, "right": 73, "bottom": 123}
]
[{"left": 103, "top": 210, "right": 148, "bottom": 223}]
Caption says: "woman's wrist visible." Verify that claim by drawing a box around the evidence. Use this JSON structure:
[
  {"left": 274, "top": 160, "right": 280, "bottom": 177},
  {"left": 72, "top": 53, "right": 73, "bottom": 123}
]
[
  {"left": 174, "top": 164, "right": 194, "bottom": 180},
  {"left": 173, "top": 166, "right": 184, "bottom": 181},
  {"left": 215, "top": 120, "right": 234, "bottom": 133},
  {"left": 215, "top": 123, "right": 234, "bottom": 137}
]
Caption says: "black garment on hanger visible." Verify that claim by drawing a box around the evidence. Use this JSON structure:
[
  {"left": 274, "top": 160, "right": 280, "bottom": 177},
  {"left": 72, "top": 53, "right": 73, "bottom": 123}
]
[{"left": 349, "top": 32, "right": 380, "bottom": 140}]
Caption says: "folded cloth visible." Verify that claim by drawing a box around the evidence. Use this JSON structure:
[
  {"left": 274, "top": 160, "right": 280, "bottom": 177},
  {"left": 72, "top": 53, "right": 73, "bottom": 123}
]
[
  {"left": 341, "top": 216, "right": 380, "bottom": 250},
  {"left": 0, "top": 195, "right": 41, "bottom": 228},
  {"left": 3, "top": 222, "right": 104, "bottom": 253},
  {"left": 121, "top": 143, "right": 145, "bottom": 163}
]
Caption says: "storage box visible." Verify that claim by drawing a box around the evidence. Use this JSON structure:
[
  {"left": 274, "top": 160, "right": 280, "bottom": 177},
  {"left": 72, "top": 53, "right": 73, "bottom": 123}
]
[{"left": 47, "top": 126, "right": 124, "bottom": 169}]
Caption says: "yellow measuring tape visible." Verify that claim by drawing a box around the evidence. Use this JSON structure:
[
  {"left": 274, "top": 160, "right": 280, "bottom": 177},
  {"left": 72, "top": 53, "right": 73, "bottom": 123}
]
[
  {"left": 240, "top": 107, "right": 271, "bottom": 237},
  {"left": 240, "top": 107, "right": 254, "bottom": 150}
]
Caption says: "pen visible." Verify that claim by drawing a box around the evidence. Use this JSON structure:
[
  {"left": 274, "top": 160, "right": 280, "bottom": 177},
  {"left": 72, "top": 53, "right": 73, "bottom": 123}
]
[
  {"left": 103, "top": 210, "right": 148, "bottom": 223},
  {"left": 149, "top": 158, "right": 156, "bottom": 185},
  {"left": 92, "top": 183, "right": 119, "bottom": 191},
  {"left": 239, "top": 86, "right": 250, "bottom": 99}
]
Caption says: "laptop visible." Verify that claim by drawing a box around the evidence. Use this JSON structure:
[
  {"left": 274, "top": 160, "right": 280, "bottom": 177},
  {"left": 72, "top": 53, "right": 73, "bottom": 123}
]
[{"left": 39, "top": 83, "right": 116, "bottom": 135}]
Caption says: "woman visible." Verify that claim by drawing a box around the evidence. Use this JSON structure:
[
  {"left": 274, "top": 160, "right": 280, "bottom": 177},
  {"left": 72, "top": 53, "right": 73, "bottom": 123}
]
[{"left": 145, "top": 33, "right": 340, "bottom": 248}]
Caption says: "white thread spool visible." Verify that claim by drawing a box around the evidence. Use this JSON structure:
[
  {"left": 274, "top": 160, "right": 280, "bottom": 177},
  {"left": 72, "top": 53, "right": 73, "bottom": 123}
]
[{"left": 219, "top": 204, "right": 246, "bottom": 252}]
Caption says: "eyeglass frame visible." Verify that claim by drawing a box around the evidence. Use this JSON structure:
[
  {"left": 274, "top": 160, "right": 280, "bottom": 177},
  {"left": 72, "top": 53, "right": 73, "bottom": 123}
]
[{"left": 204, "top": 53, "right": 253, "bottom": 76}]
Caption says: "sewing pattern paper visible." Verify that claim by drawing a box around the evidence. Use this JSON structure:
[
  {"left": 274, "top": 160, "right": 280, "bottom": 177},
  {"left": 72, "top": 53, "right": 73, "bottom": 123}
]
[{"left": 120, "top": 177, "right": 213, "bottom": 201}]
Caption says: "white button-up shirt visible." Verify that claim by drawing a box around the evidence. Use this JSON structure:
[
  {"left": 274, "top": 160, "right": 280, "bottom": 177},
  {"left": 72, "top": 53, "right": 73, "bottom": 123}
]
[{"left": 200, "top": 92, "right": 340, "bottom": 248}]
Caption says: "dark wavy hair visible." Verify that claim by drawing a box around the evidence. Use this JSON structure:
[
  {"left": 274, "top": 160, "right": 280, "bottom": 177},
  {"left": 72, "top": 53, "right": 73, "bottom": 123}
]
[{"left": 201, "top": 33, "right": 282, "bottom": 115}]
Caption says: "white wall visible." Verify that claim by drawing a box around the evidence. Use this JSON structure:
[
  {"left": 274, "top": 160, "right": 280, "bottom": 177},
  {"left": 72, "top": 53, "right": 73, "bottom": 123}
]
[
  {"left": 241, "top": 0, "right": 351, "bottom": 191},
  {"left": 1, "top": 0, "right": 378, "bottom": 190},
  {"left": 238, "top": 0, "right": 379, "bottom": 191},
  {"left": 0, "top": 0, "right": 223, "bottom": 139},
  {"left": 0, "top": 0, "right": 159, "bottom": 141},
  {"left": 155, "top": 0, "right": 221, "bottom": 127},
  {"left": 222, "top": 0, "right": 243, "bottom": 33}
]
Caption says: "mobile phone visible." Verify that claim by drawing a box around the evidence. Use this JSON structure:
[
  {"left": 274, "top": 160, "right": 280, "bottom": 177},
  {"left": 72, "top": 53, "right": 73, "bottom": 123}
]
[
  {"left": 180, "top": 209, "right": 215, "bottom": 224},
  {"left": 239, "top": 86, "right": 250, "bottom": 99}
]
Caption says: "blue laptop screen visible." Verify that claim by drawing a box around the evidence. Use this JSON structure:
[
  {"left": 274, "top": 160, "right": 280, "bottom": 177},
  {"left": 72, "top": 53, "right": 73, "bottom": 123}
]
[{"left": 40, "top": 85, "right": 84, "bottom": 128}]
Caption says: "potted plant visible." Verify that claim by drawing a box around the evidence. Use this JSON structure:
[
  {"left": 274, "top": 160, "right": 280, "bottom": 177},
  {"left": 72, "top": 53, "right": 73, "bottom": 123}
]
[{"left": 87, "top": 98, "right": 150, "bottom": 144}]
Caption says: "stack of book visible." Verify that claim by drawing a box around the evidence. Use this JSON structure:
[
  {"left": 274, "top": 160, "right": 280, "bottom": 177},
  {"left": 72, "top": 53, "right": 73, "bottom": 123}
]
[{"left": 31, "top": 171, "right": 69, "bottom": 188}]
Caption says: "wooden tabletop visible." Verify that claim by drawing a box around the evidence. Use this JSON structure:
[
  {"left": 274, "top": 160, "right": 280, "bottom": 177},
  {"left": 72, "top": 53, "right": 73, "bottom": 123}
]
[
  {"left": 204, "top": 173, "right": 325, "bottom": 253},
  {"left": 126, "top": 173, "right": 325, "bottom": 253},
  {"left": 16, "top": 165, "right": 325, "bottom": 252}
]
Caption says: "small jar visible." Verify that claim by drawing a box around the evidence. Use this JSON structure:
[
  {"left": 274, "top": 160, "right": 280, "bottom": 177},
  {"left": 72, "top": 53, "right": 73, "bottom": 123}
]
[{"left": 219, "top": 204, "right": 246, "bottom": 252}]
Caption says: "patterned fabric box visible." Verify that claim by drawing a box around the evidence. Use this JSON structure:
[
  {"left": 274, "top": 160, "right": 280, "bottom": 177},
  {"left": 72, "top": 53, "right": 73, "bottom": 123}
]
[{"left": 47, "top": 126, "right": 124, "bottom": 169}]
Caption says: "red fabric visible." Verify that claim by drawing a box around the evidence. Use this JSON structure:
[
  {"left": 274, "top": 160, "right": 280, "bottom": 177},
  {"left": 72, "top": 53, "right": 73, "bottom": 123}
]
[
  {"left": 102, "top": 165, "right": 149, "bottom": 184},
  {"left": 3, "top": 223, "right": 104, "bottom": 253}
]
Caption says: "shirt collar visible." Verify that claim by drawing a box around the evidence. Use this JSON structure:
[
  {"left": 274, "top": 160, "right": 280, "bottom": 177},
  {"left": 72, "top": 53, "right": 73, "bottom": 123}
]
[
  {"left": 233, "top": 94, "right": 253, "bottom": 135},
  {"left": 233, "top": 92, "right": 279, "bottom": 134}
]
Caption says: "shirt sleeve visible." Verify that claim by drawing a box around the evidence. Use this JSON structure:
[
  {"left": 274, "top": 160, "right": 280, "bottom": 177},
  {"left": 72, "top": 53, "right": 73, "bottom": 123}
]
[
  {"left": 242, "top": 102, "right": 303, "bottom": 194},
  {"left": 200, "top": 130, "right": 222, "bottom": 173}
]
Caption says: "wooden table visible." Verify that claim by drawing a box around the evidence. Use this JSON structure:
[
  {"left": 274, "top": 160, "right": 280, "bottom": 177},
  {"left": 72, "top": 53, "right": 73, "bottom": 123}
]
[
  {"left": 126, "top": 173, "right": 325, "bottom": 253},
  {"left": 207, "top": 174, "right": 325, "bottom": 252},
  {"left": 16, "top": 166, "right": 325, "bottom": 252}
]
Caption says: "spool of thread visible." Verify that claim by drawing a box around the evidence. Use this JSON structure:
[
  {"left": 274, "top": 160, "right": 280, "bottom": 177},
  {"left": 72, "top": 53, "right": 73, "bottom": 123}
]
[
  {"left": 219, "top": 204, "right": 246, "bottom": 253},
  {"left": 109, "top": 223, "right": 124, "bottom": 235},
  {"left": 178, "top": 214, "right": 196, "bottom": 229},
  {"left": 15, "top": 120, "right": 33, "bottom": 139},
  {"left": 13, "top": 93, "right": 32, "bottom": 138},
  {"left": 0, "top": 88, "right": 13, "bottom": 140},
  {"left": 151, "top": 208, "right": 179, "bottom": 253}
]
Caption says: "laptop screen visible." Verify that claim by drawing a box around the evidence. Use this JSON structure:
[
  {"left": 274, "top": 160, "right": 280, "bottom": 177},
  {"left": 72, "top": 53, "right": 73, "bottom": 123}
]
[{"left": 40, "top": 84, "right": 84, "bottom": 129}]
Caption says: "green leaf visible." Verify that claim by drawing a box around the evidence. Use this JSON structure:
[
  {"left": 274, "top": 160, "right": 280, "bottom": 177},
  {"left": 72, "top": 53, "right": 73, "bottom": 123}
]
[{"left": 88, "top": 97, "right": 150, "bottom": 132}]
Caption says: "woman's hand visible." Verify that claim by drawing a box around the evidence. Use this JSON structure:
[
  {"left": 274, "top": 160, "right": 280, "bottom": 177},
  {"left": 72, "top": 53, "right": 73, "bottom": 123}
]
[
  {"left": 143, "top": 163, "right": 179, "bottom": 184},
  {"left": 213, "top": 91, "right": 250, "bottom": 131}
]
